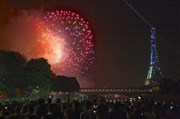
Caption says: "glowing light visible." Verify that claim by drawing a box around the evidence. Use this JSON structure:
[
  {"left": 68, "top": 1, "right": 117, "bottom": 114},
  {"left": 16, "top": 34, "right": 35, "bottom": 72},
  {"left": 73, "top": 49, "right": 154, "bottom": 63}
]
[
  {"left": 145, "top": 28, "right": 163, "bottom": 85},
  {"left": 35, "top": 10, "right": 95, "bottom": 76},
  {"left": 39, "top": 30, "right": 64, "bottom": 64}
]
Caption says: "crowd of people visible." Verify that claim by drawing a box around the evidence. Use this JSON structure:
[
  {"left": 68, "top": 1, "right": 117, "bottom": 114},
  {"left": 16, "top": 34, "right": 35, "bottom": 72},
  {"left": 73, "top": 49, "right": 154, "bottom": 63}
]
[{"left": 0, "top": 96, "right": 179, "bottom": 119}]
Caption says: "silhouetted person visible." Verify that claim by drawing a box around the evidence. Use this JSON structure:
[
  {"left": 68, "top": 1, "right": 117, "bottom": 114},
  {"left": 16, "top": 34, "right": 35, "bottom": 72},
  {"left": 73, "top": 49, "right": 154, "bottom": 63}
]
[
  {"left": 80, "top": 101, "right": 95, "bottom": 119},
  {"left": 34, "top": 98, "right": 47, "bottom": 118},
  {"left": 71, "top": 100, "right": 80, "bottom": 119},
  {"left": 23, "top": 103, "right": 39, "bottom": 119},
  {"left": 96, "top": 104, "right": 108, "bottom": 119},
  {"left": 108, "top": 103, "right": 127, "bottom": 119},
  {"left": 41, "top": 104, "right": 57, "bottom": 119}
]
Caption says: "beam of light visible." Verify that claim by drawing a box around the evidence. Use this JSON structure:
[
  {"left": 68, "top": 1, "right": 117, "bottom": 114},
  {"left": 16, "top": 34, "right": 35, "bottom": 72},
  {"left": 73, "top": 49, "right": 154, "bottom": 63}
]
[{"left": 123, "top": 0, "right": 153, "bottom": 28}]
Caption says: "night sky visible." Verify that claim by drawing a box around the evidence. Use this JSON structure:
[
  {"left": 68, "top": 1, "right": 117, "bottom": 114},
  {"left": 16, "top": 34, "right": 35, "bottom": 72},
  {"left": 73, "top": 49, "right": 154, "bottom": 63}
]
[{"left": 0, "top": 0, "right": 179, "bottom": 88}]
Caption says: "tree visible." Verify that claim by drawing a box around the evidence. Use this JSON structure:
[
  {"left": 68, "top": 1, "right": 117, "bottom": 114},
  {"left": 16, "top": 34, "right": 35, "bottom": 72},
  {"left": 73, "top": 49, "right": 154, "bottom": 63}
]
[
  {"left": 25, "top": 58, "right": 53, "bottom": 96},
  {"left": 51, "top": 75, "right": 80, "bottom": 92},
  {"left": 0, "top": 49, "right": 26, "bottom": 96}
]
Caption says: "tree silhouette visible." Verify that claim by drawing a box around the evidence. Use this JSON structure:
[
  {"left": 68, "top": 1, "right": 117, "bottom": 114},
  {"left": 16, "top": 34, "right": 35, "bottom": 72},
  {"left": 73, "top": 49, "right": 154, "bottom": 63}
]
[
  {"left": 0, "top": 49, "right": 80, "bottom": 98},
  {"left": 25, "top": 58, "right": 53, "bottom": 96},
  {"left": 52, "top": 75, "right": 80, "bottom": 92},
  {"left": 0, "top": 50, "right": 26, "bottom": 96}
]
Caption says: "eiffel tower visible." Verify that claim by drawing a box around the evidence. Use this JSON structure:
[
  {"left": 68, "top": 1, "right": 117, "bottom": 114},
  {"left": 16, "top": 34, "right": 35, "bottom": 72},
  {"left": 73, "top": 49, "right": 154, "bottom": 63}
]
[
  {"left": 123, "top": 0, "right": 164, "bottom": 85},
  {"left": 145, "top": 27, "right": 163, "bottom": 85}
]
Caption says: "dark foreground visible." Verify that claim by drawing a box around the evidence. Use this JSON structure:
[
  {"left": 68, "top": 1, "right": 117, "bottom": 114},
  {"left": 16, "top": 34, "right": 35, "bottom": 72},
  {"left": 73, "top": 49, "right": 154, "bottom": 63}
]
[{"left": 0, "top": 96, "right": 180, "bottom": 119}]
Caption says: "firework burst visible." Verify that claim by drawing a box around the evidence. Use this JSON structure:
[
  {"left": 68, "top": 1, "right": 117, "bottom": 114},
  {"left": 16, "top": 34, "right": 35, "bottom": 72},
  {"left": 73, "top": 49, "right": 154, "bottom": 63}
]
[{"left": 36, "top": 10, "right": 95, "bottom": 76}]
